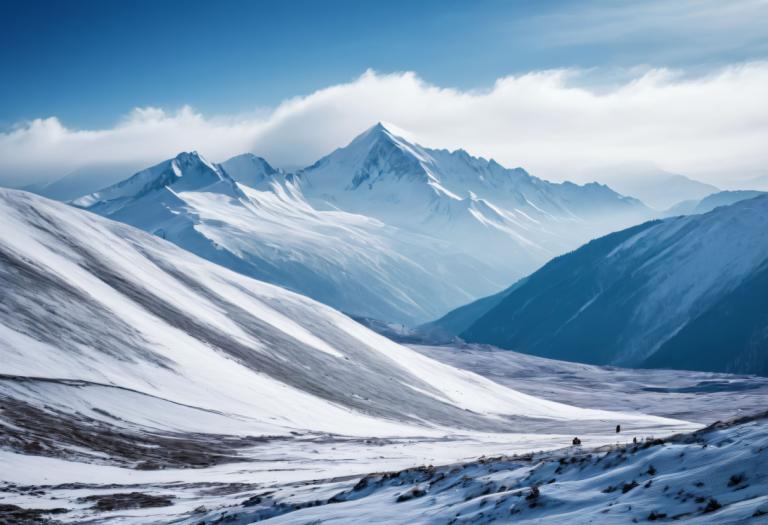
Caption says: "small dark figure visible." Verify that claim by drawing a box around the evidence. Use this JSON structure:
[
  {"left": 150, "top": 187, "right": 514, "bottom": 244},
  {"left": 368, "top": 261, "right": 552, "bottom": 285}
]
[
  {"left": 616, "top": 424, "right": 621, "bottom": 434},
  {"left": 572, "top": 437, "right": 581, "bottom": 446},
  {"left": 633, "top": 437, "right": 637, "bottom": 444}
]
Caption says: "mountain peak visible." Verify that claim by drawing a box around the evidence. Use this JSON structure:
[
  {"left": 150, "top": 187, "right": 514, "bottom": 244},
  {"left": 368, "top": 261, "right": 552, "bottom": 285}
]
[
  {"left": 352, "top": 121, "right": 421, "bottom": 148},
  {"left": 73, "top": 150, "right": 239, "bottom": 210},
  {"left": 219, "top": 153, "right": 279, "bottom": 189},
  {"left": 371, "top": 121, "right": 388, "bottom": 132},
  {"left": 173, "top": 150, "right": 220, "bottom": 174},
  {"left": 351, "top": 121, "right": 400, "bottom": 147}
]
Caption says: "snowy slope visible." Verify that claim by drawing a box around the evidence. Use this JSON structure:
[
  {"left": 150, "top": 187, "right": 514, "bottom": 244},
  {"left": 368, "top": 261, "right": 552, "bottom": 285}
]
[
  {"left": 0, "top": 189, "right": 701, "bottom": 525},
  {"left": 297, "top": 123, "right": 650, "bottom": 271},
  {"left": 188, "top": 412, "right": 765, "bottom": 525},
  {"left": 2, "top": 188, "right": 689, "bottom": 439},
  {"left": 417, "top": 344, "right": 768, "bottom": 425},
  {"left": 459, "top": 194, "right": 768, "bottom": 374},
  {"left": 72, "top": 152, "right": 502, "bottom": 324},
  {"left": 0, "top": 407, "right": 752, "bottom": 524}
]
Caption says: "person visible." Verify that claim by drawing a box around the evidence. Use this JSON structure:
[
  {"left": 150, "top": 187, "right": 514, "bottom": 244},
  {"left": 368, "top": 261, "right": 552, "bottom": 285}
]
[
  {"left": 572, "top": 437, "right": 581, "bottom": 446},
  {"left": 616, "top": 424, "right": 621, "bottom": 434}
]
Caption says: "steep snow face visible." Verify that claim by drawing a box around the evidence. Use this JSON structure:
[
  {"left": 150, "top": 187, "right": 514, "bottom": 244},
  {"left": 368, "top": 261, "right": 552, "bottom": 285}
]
[
  {"left": 2, "top": 189, "right": 686, "bottom": 439},
  {"left": 460, "top": 195, "right": 768, "bottom": 374},
  {"left": 298, "top": 123, "right": 649, "bottom": 267},
  {"left": 73, "top": 152, "right": 505, "bottom": 324}
]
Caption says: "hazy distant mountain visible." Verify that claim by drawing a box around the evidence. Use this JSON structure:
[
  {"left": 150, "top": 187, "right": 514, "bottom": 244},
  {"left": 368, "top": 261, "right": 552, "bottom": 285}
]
[
  {"left": 298, "top": 123, "right": 649, "bottom": 270},
  {"left": 665, "top": 189, "right": 766, "bottom": 216},
  {"left": 593, "top": 167, "right": 719, "bottom": 210},
  {"left": 458, "top": 195, "right": 768, "bottom": 375}
]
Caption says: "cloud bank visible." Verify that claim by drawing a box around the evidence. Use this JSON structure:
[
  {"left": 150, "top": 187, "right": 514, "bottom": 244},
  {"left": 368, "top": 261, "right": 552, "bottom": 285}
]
[{"left": 2, "top": 62, "right": 767, "bottom": 187}]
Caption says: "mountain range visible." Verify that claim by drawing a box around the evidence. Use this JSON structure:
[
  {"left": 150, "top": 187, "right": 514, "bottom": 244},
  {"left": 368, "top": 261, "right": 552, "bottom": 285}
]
[
  {"left": 72, "top": 123, "right": 649, "bottom": 324},
  {"left": 1, "top": 129, "right": 764, "bottom": 522}
]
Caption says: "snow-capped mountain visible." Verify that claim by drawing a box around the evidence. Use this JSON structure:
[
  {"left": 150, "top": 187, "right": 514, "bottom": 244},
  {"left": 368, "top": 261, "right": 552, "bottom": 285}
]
[
  {"left": 297, "top": 123, "right": 649, "bottom": 268},
  {"left": 73, "top": 123, "right": 649, "bottom": 325},
  {"left": 457, "top": 194, "right": 768, "bottom": 375},
  {"left": 72, "top": 151, "right": 502, "bottom": 324}
]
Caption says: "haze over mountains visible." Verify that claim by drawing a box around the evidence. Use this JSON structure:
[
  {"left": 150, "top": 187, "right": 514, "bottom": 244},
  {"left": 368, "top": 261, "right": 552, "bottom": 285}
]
[
  {"left": 591, "top": 167, "right": 720, "bottom": 211},
  {"left": 73, "top": 123, "right": 650, "bottom": 324},
  {"left": 453, "top": 195, "right": 768, "bottom": 376}
]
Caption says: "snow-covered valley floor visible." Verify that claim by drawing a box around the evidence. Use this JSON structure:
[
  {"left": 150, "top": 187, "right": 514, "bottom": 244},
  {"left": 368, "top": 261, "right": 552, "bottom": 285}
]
[
  {"left": 1, "top": 353, "right": 765, "bottom": 524},
  {"left": 415, "top": 344, "right": 768, "bottom": 424},
  {"left": 1, "top": 408, "right": 765, "bottom": 524},
  {"left": 176, "top": 412, "right": 768, "bottom": 525}
]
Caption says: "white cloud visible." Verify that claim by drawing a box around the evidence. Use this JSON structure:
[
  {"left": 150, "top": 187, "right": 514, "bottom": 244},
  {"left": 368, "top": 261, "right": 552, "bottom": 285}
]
[{"left": 2, "top": 63, "right": 767, "bottom": 187}]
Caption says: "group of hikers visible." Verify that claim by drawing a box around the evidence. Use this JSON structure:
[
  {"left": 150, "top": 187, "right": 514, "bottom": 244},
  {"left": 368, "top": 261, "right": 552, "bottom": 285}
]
[{"left": 572, "top": 424, "right": 624, "bottom": 446}]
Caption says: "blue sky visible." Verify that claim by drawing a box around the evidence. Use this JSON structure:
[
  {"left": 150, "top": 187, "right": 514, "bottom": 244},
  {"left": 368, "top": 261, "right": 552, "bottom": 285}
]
[
  {"left": 1, "top": 0, "right": 766, "bottom": 188},
  {"left": 3, "top": 0, "right": 766, "bottom": 128}
]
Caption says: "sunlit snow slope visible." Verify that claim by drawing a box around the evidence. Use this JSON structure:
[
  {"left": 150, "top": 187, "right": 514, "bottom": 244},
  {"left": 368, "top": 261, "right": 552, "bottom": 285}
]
[{"left": 0, "top": 189, "right": 686, "bottom": 441}]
